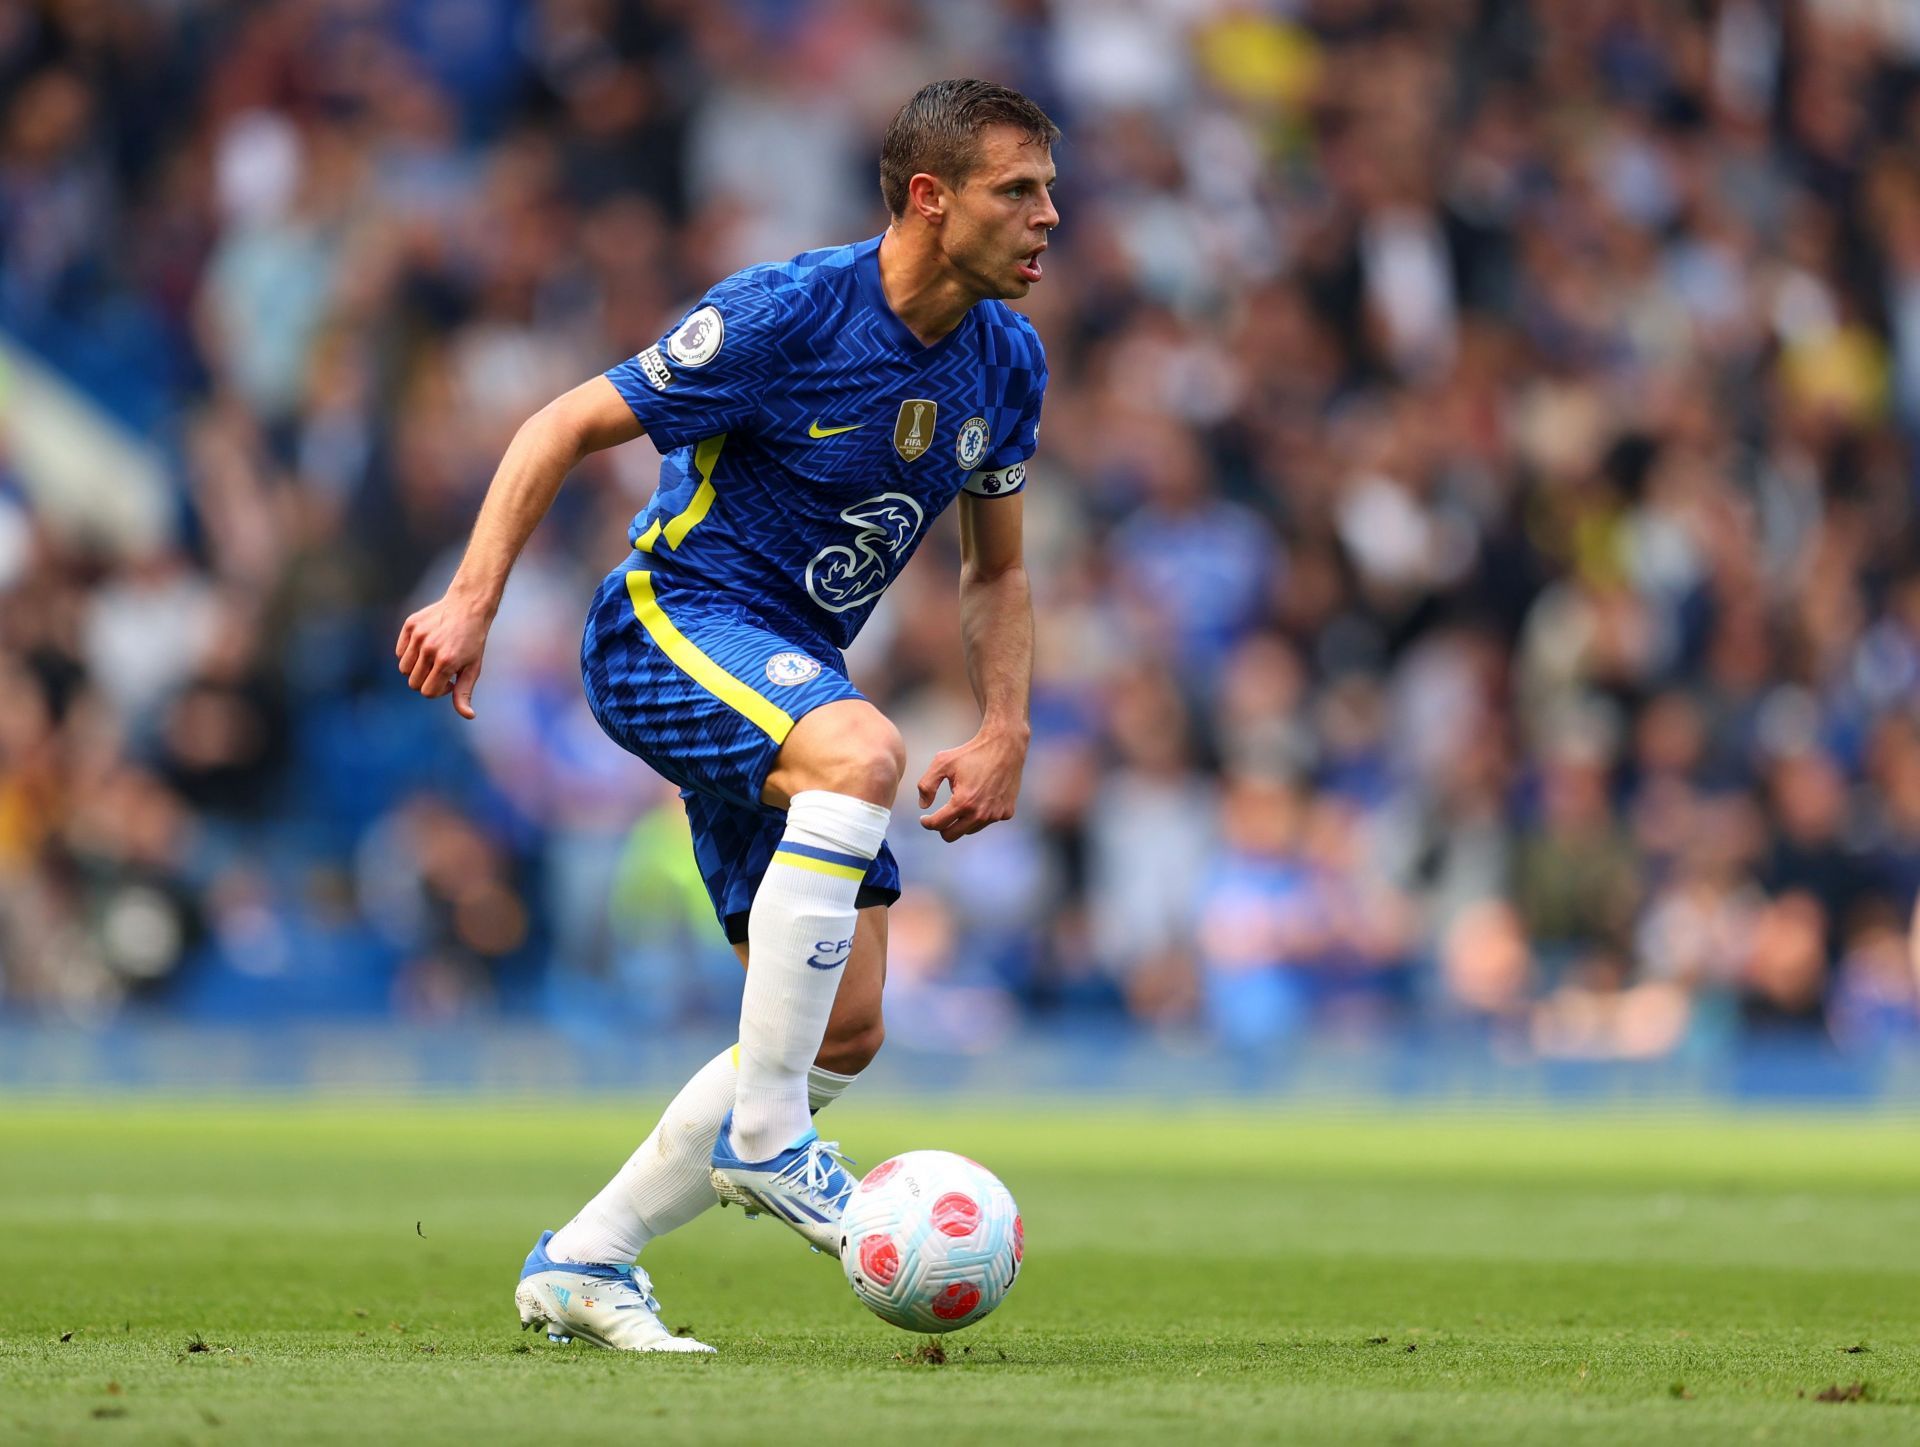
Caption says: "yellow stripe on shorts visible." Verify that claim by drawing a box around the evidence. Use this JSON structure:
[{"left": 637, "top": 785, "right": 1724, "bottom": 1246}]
[{"left": 625, "top": 570, "right": 795, "bottom": 743}]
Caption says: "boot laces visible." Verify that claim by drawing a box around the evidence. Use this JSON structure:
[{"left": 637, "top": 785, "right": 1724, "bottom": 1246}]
[
  {"left": 772, "top": 1139, "right": 854, "bottom": 1211},
  {"left": 602, "top": 1265, "right": 661, "bottom": 1313}
]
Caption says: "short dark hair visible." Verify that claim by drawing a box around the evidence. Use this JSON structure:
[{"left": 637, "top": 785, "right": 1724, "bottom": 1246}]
[{"left": 880, "top": 79, "right": 1060, "bottom": 218}]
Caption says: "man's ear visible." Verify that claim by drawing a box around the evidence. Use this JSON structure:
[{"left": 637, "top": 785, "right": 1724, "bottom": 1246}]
[{"left": 907, "top": 171, "right": 947, "bottom": 224}]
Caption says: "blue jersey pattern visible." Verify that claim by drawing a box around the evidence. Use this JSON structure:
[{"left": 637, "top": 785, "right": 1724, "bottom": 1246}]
[
  {"left": 583, "top": 236, "right": 1045, "bottom": 940},
  {"left": 604, "top": 235, "right": 1047, "bottom": 651}
]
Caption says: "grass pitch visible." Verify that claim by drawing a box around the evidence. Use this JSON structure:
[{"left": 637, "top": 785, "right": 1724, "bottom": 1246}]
[{"left": 3, "top": 1100, "right": 1919, "bottom": 1445}]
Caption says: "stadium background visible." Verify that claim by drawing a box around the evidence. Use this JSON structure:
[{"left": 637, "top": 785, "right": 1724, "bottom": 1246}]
[{"left": 4, "top": 0, "right": 1920, "bottom": 1096}]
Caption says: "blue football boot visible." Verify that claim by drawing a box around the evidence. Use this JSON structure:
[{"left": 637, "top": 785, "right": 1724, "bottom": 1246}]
[{"left": 708, "top": 1109, "right": 855, "bottom": 1256}]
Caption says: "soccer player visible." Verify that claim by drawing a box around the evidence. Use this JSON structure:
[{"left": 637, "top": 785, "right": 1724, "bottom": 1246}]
[{"left": 394, "top": 79, "right": 1057, "bottom": 1353}]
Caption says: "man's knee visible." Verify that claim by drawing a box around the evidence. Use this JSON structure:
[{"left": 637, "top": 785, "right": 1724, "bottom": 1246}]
[
  {"left": 772, "top": 704, "right": 906, "bottom": 807},
  {"left": 817, "top": 1015, "right": 885, "bottom": 1074},
  {"left": 820, "top": 714, "right": 906, "bottom": 803}
]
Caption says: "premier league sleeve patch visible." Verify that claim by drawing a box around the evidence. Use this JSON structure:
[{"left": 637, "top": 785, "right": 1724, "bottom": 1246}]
[{"left": 666, "top": 305, "right": 724, "bottom": 367}]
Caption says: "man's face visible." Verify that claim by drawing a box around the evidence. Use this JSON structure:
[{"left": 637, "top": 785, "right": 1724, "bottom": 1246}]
[{"left": 938, "top": 125, "right": 1058, "bottom": 301}]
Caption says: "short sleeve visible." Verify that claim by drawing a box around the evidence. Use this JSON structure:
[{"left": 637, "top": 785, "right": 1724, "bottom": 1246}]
[
  {"left": 963, "top": 349, "right": 1047, "bottom": 498},
  {"left": 605, "top": 274, "right": 784, "bottom": 452}
]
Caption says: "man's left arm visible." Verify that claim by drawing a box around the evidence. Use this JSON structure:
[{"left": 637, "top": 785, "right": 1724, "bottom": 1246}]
[{"left": 916, "top": 491, "right": 1032, "bottom": 842}]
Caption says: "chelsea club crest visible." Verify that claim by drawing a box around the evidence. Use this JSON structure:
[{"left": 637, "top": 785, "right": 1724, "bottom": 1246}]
[
  {"left": 956, "top": 415, "right": 991, "bottom": 470},
  {"left": 765, "top": 652, "right": 821, "bottom": 686}
]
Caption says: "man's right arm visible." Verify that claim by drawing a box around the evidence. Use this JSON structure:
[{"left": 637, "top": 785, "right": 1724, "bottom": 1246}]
[{"left": 395, "top": 375, "right": 640, "bottom": 718}]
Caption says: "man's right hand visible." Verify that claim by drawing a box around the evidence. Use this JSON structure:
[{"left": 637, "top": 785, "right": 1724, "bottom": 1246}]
[{"left": 396, "top": 593, "right": 492, "bottom": 719}]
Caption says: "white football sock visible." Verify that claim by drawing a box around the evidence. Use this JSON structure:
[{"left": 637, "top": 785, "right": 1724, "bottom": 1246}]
[
  {"left": 547, "top": 1047, "right": 737, "bottom": 1265},
  {"left": 806, "top": 1062, "right": 858, "bottom": 1114},
  {"left": 546, "top": 1049, "right": 865, "bottom": 1265},
  {"left": 730, "top": 789, "right": 888, "bottom": 1161}
]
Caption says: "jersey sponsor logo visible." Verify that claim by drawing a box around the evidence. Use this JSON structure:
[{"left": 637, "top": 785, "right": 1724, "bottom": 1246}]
[
  {"left": 965, "top": 462, "right": 1026, "bottom": 496},
  {"left": 805, "top": 492, "right": 925, "bottom": 613},
  {"left": 808, "top": 418, "right": 864, "bottom": 439},
  {"left": 765, "top": 651, "right": 821, "bottom": 686},
  {"left": 956, "top": 415, "right": 990, "bottom": 469},
  {"left": 636, "top": 345, "right": 673, "bottom": 392},
  {"left": 892, "top": 398, "right": 937, "bottom": 462},
  {"left": 665, "top": 305, "right": 723, "bottom": 367}
]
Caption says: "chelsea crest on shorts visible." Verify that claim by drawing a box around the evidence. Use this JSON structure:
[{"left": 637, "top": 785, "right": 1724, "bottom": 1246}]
[{"left": 765, "top": 652, "right": 822, "bottom": 686}]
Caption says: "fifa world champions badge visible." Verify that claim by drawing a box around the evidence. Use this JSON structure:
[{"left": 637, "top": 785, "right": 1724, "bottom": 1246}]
[{"left": 893, "top": 399, "right": 937, "bottom": 462}]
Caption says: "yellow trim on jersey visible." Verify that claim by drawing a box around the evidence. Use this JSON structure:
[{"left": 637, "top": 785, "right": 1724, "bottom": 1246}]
[
  {"left": 631, "top": 433, "right": 725, "bottom": 555},
  {"left": 729, "top": 1043, "right": 741, "bottom": 1068},
  {"left": 625, "top": 570, "right": 795, "bottom": 742},
  {"left": 663, "top": 433, "right": 726, "bottom": 550},
  {"left": 771, "top": 849, "right": 866, "bottom": 882}
]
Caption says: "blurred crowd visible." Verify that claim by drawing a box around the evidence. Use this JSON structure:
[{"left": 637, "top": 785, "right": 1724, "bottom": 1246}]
[{"left": 6, "top": 0, "right": 1920, "bottom": 1064}]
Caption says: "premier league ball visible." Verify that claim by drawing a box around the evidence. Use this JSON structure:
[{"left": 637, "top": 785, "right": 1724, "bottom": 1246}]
[{"left": 839, "top": 1150, "right": 1023, "bottom": 1333}]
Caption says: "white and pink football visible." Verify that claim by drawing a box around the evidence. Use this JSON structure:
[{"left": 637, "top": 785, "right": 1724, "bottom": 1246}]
[{"left": 839, "top": 1150, "right": 1023, "bottom": 1333}]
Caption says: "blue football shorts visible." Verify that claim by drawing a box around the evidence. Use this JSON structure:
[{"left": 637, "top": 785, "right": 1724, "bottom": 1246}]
[{"left": 581, "top": 556, "right": 902, "bottom": 943}]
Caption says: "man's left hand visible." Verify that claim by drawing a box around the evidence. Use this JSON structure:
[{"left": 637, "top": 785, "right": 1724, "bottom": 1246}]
[{"left": 916, "top": 727, "right": 1029, "bottom": 842}]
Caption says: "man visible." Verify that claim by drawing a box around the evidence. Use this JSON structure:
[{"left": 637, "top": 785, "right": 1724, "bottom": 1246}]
[{"left": 395, "top": 79, "right": 1057, "bottom": 1354}]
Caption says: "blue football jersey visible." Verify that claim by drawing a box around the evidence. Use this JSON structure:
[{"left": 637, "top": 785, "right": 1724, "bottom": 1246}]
[{"left": 604, "top": 235, "right": 1047, "bottom": 650}]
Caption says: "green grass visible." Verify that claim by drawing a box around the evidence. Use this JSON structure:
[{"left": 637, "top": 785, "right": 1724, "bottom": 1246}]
[{"left": 4, "top": 1100, "right": 1920, "bottom": 1445}]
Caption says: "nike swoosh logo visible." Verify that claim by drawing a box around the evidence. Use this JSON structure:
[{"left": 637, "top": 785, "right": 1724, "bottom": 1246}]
[{"left": 808, "top": 419, "right": 864, "bottom": 438}]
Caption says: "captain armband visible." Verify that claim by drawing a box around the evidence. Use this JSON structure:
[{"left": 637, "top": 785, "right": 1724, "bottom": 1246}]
[{"left": 962, "top": 461, "right": 1028, "bottom": 497}]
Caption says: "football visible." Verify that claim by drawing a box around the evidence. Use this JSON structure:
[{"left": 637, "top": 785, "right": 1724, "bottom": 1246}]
[{"left": 839, "top": 1150, "right": 1023, "bottom": 1333}]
